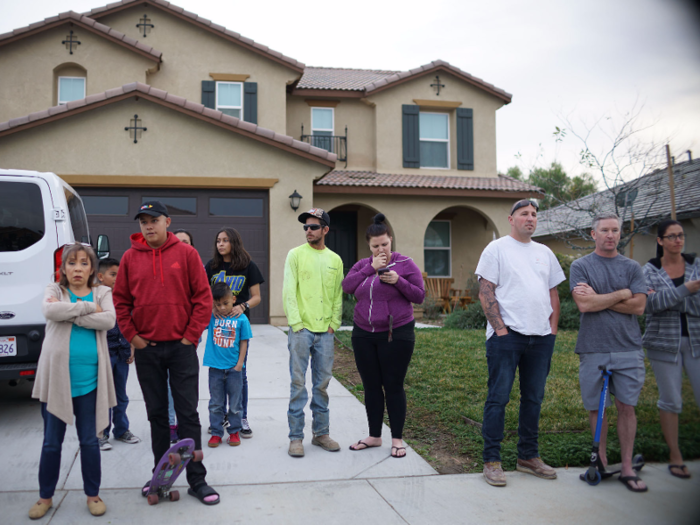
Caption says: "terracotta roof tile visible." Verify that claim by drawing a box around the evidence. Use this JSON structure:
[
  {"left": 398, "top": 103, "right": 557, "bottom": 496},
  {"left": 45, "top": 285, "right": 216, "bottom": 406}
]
[
  {"left": 0, "top": 82, "right": 335, "bottom": 165},
  {"left": 316, "top": 170, "right": 540, "bottom": 192},
  {"left": 296, "top": 67, "right": 400, "bottom": 91},
  {"left": 0, "top": 11, "right": 163, "bottom": 62},
  {"left": 84, "top": 0, "right": 304, "bottom": 71}
]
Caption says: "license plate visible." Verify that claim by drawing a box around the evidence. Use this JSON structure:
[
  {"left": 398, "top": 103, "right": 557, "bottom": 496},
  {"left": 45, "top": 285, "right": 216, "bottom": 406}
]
[{"left": 0, "top": 336, "right": 17, "bottom": 357}]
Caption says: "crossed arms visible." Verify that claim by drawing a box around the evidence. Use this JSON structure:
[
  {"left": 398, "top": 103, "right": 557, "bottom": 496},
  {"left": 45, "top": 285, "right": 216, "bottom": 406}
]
[{"left": 572, "top": 283, "right": 646, "bottom": 316}]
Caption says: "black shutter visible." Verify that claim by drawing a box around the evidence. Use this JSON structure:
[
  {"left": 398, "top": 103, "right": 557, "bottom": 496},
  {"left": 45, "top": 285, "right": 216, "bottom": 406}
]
[
  {"left": 402, "top": 104, "right": 420, "bottom": 168},
  {"left": 456, "top": 107, "right": 474, "bottom": 170},
  {"left": 201, "top": 80, "right": 215, "bottom": 109},
  {"left": 244, "top": 82, "right": 258, "bottom": 124}
]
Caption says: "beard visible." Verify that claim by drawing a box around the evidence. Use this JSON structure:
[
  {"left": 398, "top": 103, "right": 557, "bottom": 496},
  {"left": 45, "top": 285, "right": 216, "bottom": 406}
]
[{"left": 308, "top": 236, "right": 322, "bottom": 245}]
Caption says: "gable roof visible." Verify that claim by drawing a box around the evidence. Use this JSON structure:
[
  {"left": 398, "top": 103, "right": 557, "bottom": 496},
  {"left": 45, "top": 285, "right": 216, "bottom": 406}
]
[
  {"left": 534, "top": 159, "right": 700, "bottom": 238},
  {"left": 84, "top": 0, "right": 305, "bottom": 73},
  {"left": 0, "top": 82, "right": 336, "bottom": 167},
  {"left": 315, "top": 170, "right": 541, "bottom": 197},
  {"left": 294, "top": 60, "right": 512, "bottom": 104},
  {"left": 0, "top": 11, "right": 162, "bottom": 62}
]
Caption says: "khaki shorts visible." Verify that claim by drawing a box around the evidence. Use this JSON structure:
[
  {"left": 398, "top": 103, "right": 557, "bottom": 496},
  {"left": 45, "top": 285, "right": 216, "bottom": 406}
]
[{"left": 578, "top": 351, "right": 645, "bottom": 411}]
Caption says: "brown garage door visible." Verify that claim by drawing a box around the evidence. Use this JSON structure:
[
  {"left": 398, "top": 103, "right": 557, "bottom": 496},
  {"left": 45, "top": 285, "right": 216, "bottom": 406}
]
[{"left": 79, "top": 188, "right": 269, "bottom": 324}]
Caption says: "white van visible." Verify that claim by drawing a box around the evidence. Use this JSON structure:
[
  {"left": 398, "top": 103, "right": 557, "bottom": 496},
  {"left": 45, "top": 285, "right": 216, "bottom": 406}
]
[{"left": 0, "top": 169, "right": 109, "bottom": 384}]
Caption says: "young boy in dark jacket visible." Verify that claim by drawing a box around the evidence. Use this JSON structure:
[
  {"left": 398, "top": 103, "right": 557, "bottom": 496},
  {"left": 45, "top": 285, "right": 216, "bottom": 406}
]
[{"left": 113, "top": 201, "right": 219, "bottom": 505}]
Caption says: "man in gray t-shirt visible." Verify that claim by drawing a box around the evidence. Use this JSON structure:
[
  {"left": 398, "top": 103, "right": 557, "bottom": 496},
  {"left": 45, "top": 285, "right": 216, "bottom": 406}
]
[{"left": 570, "top": 213, "right": 648, "bottom": 492}]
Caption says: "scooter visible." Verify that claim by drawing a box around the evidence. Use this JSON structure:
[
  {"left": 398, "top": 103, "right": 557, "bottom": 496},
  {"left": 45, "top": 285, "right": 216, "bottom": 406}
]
[{"left": 580, "top": 365, "right": 644, "bottom": 485}]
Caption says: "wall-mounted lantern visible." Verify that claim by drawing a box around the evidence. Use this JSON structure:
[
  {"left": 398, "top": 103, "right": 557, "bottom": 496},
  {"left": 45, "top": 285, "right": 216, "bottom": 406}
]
[{"left": 289, "top": 190, "right": 302, "bottom": 211}]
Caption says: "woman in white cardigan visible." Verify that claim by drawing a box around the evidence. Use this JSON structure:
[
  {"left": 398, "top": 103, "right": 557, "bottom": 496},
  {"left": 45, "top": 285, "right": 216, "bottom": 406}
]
[{"left": 29, "top": 243, "right": 116, "bottom": 519}]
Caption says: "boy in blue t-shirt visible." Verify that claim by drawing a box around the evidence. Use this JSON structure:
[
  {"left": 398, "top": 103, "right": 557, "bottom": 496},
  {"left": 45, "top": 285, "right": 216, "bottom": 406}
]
[{"left": 205, "top": 282, "right": 252, "bottom": 447}]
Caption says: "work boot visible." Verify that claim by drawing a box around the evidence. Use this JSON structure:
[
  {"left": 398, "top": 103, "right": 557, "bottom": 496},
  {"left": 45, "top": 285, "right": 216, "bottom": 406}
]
[
  {"left": 311, "top": 434, "right": 340, "bottom": 452},
  {"left": 483, "top": 461, "right": 506, "bottom": 486},
  {"left": 516, "top": 457, "right": 557, "bottom": 479},
  {"left": 288, "top": 439, "right": 304, "bottom": 457}
]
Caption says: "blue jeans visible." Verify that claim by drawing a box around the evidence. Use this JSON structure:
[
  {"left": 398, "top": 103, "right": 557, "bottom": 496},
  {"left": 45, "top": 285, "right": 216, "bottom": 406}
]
[
  {"left": 208, "top": 367, "right": 243, "bottom": 437},
  {"left": 287, "top": 329, "right": 334, "bottom": 440},
  {"left": 39, "top": 389, "right": 100, "bottom": 499},
  {"left": 167, "top": 373, "right": 176, "bottom": 426},
  {"left": 104, "top": 355, "right": 130, "bottom": 438},
  {"left": 242, "top": 346, "right": 249, "bottom": 419},
  {"left": 482, "top": 330, "right": 555, "bottom": 463}
]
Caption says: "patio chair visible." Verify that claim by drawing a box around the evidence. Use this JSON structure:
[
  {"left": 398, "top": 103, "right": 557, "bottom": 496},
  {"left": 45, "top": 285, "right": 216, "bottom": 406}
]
[{"left": 424, "top": 277, "right": 454, "bottom": 313}]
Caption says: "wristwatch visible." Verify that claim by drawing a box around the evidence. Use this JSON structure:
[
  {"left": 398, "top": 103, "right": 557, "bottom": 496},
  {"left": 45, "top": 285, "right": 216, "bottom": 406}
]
[{"left": 242, "top": 302, "right": 250, "bottom": 312}]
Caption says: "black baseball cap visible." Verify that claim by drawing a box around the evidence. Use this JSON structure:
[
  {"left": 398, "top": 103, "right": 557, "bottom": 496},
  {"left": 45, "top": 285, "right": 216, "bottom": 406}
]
[
  {"left": 298, "top": 207, "right": 330, "bottom": 226},
  {"left": 134, "top": 200, "right": 169, "bottom": 220}
]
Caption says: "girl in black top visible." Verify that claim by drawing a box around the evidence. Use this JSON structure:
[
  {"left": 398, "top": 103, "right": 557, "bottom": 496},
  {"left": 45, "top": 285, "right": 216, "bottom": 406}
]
[{"left": 204, "top": 228, "right": 264, "bottom": 438}]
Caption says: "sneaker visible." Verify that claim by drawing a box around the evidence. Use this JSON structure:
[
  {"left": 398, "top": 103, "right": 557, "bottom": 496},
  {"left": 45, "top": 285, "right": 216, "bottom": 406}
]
[
  {"left": 208, "top": 436, "right": 222, "bottom": 448},
  {"left": 483, "top": 461, "right": 506, "bottom": 486},
  {"left": 223, "top": 414, "right": 230, "bottom": 429},
  {"left": 227, "top": 432, "right": 241, "bottom": 446},
  {"left": 288, "top": 439, "right": 304, "bottom": 457},
  {"left": 170, "top": 425, "right": 179, "bottom": 443},
  {"left": 516, "top": 457, "right": 557, "bottom": 479},
  {"left": 116, "top": 430, "right": 141, "bottom": 444},
  {"left": 207, "top": 426, "right": 212, "bottom": 434},
  {"left": 240, "top": 418, "right": 253, "bottom": 438},
  {"left": 99, "top": 435, "right": 112, "bottom": 451},
  {"left": 311, "top": 434, "right": 340, "bottom": 452}
]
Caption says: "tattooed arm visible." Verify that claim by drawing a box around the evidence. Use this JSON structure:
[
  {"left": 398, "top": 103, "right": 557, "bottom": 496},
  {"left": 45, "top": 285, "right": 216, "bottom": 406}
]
[{"left": 478, "top": 278, "right": 508, "bottom": 336}]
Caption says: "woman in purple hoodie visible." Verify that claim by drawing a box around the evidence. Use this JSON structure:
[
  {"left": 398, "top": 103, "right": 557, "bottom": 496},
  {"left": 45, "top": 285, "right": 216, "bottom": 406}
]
[{"left": 342, "top": 213, "right": 425, "bottom": 458}]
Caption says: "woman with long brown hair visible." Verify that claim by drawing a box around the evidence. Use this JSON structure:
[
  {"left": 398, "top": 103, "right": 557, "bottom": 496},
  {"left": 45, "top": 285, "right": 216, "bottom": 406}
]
[{"left": 204, "top": 228, "right": 264, "bottom": 438}]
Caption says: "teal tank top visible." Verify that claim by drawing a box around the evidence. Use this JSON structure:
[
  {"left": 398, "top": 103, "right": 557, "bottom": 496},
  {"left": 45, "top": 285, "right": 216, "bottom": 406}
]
[{"left": 68, "top": 289, "right": 98, "bottom": 397}]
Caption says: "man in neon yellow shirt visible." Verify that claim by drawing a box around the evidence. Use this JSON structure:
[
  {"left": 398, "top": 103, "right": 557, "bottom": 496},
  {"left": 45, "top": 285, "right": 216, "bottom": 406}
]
[{"left": 283, "top": 208, "right": 343, "bottom": 457}]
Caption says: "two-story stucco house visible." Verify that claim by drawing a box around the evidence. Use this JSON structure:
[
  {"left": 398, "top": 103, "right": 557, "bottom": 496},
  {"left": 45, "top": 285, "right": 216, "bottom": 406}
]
[{"left": 0, "top": 0, "right": 540, "bottom": 325}]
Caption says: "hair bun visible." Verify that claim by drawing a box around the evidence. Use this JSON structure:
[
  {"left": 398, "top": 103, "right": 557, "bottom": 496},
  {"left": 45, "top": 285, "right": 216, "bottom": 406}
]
[{"left": 373, "top": 213, "right": 386, "bottom": 224}]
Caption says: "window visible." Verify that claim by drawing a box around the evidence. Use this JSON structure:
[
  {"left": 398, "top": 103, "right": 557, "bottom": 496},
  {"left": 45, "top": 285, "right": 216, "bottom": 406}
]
[
  {"left": 142, "top": 197, "right": 196, "bottom": 216},
  {"left": 209, "top": 198, "right": 263, "bottom": 217},
  {"left": 311, "top": 107, "right": 334, "bottom": 152},
  {"left": 0, "top": 182, "right": 45, "bottom": 252},
  {"left": 58, "top": 77, "right": 86, "bottom": 104},
  {"left": 216, "top": 82, "right": 243, "bottom": 118},
  {"left": 82, "top": 196, "right": 129, "bottom": 215},
  {"left": 420, "top": 112, "right": 449, "bottom": 169},
  {"left": 424, "top": 220, "right": 450, "bottom": 277},
  {"left": 64, "top": 188, "right": 90, "bottom": 243}
]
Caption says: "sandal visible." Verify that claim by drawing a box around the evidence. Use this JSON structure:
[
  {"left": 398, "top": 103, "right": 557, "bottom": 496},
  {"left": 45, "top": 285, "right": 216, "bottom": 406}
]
[
  {"left": 668, "top": 464, "right": 691, "bottom": 479},
  {"left": 349, "top": 440, "right": 381, "bottom": 451},
  {"left": 141, "top": 480, "right": 151, "bottom": 497},
  {"left": 187, "top": 484, "right": 220, "bottom": 505},
  {"left": 619, "top": 475, "right": 648, "bottom": 493},
  {"left": 391, "top": 446, "right": 406, "bottom": 459}
]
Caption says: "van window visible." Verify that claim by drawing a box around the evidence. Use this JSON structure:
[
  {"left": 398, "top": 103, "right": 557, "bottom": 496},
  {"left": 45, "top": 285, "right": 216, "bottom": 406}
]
[
  {"left": 0, "top": 181, "right": 45, "bottom": 252},
  {"left": 64, "top": 188, "right": 90, "bottom": 243}
]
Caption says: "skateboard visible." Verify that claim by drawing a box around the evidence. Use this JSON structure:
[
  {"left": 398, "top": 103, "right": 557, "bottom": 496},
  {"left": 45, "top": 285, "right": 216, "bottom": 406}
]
[
  {"left": 580, "top": 365, "right": 644, "bottom": 485},
  {"left": 145, "top": 438, "right": 203, "bottom": 505}
]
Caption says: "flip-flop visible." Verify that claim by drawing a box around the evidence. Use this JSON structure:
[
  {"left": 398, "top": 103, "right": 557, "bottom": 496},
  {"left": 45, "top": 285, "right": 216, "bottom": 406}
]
[
  {"left": 349, "top": 440, "right": 381, "bottom": 451},
  {"left": 141, "top": 480, "right": 151, "bottom": 497},
  {"left": 668, "top": 464, "right": 691, "bottom": 479},
  {"left": 187, "top": 484, "right": 220, "bottom": 505},
  {"left": 619, "top": 475, "right": 648, "bottom": 493},
  {"left": 391, "top": 446, "right": 406, "bottom": 459}
]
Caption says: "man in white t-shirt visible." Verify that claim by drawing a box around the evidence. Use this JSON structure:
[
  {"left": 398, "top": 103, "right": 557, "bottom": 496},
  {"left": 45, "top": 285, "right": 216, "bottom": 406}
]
[{"left": 475, "top": 199, "right": 566, "bottom": 487}]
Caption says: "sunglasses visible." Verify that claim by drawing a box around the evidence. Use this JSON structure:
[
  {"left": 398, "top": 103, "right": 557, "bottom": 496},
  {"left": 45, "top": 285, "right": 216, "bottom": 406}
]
[
  {"left": 661, "top": 234, "right": 685, "bottom": 241},
  {"left": 303, "top": 224, "right": 322, "bottom": 231},
  {"left": 510, "top": 200, "right": 539, "bottom": 215}
]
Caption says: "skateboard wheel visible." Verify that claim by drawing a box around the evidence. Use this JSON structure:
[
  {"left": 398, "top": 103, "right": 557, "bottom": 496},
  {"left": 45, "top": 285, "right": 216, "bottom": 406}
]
[
  {"left": 193, "top": 450, "right": 204, "bottom": 462},
  {"left": 169, "top": 453, "right": 181, "bottom": 466},
  {"left": 169, "top": 490, "right": 180, "bottom": 502},
  {"left": 147, "top": 494, "right": 159, "bottom": 505}
]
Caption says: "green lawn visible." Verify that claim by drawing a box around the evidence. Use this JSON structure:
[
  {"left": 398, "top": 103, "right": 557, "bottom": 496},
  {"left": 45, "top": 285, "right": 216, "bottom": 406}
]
[{"left": 334, "top": 329, "right": 700, "bottom": 472}]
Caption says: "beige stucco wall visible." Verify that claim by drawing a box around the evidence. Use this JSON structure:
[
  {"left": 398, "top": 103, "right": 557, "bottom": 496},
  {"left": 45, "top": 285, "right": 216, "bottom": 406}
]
[
  {"left": 98, "top": 6, "right": 299, "bottom": 134},
  {"left": 315, "top": 194, "right": 510, "bottom": 275},
  {"left": 286, "top": 97, "right": 377, "bottom": 171},
  {"left": 0, "top": 97, "right": 329, "bottom": 325},
  {"left": 365, "top": 72, "right": 505, "bottom": 177},
  {"left": 0, "top": 26, "right": 153, "bottom": 122}
]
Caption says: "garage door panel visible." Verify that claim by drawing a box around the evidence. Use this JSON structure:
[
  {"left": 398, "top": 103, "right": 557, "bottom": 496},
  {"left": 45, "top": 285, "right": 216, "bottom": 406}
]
[{"left": 79, "top": 187, "right": 269, "bottom": 324}]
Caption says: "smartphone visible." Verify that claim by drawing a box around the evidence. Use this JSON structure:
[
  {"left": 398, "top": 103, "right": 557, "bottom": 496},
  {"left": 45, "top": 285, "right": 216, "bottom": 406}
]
[{"left": 377, "top": 268, "right": 390, "bottom": 275}]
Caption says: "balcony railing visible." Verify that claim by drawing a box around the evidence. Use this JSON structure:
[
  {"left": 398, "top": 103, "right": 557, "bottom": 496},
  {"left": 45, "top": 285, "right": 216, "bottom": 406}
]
[{"left": 301, "top": 125, "right": 347, "bottom": 167}]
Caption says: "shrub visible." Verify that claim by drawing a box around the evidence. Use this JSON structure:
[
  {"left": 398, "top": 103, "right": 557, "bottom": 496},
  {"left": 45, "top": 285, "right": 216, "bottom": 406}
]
[
  {"left": 422, "top": 296, "right": 444, "bottom": 320},
  {"left": 558, "top": 299, "right": 580, "bottom": 330},
  {"left": 444, "top": 302, "right": 487, "bottom": 330},
  {"left": 341, "top": 292, "right": 356, "bottom": 326}
]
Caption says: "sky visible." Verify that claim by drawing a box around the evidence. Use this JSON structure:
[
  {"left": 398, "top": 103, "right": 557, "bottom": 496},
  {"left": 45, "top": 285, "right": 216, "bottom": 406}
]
[{"left": 2, "top": 0, "right": 699, "bottom": 185}]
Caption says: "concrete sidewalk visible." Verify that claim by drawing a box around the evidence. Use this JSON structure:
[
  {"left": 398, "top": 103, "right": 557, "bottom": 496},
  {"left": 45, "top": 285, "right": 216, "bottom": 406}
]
[{"left": 1, "top": 325, "right": 698, "bottom": 524}]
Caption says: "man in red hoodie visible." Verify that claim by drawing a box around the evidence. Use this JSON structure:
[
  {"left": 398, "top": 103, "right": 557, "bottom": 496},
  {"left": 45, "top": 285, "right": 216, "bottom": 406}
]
[{"left": 113, "top": 201, "right": 219, "bottom": 505}]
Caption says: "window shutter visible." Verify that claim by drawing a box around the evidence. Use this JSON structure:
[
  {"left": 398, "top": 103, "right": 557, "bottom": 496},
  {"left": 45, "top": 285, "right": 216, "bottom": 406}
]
[
  {"left": 456, "top": 107, "right": 474, "bottom": 170},
  {"left": 201, "top": 80, "right": 215, "bottom": 109},
  {"left": 244, "top": 82, "right": 258, "bottom": 124},
  {"left": 402, "top": 104, "right": 420, "bottom": 168}
]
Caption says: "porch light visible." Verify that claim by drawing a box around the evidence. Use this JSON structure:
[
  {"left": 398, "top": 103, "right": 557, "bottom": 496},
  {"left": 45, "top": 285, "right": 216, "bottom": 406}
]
[{"left": 289, "top": 190, "right": 302, "bottom": 211}]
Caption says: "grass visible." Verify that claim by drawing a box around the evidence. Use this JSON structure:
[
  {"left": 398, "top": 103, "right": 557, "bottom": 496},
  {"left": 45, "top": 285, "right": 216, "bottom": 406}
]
[{"left": 333, "top": 329, "right": 700, "bottom": 473}]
